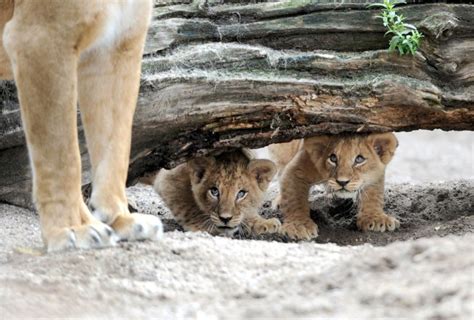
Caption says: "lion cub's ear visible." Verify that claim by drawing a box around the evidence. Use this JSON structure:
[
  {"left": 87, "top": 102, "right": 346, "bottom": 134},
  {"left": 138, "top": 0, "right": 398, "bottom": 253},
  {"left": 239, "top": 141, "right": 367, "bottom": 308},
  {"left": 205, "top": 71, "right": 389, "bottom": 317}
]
[
  {"left": 188, "top": 157, "right": 215, "bottom": 184},
  {"left": 370, "top": 132, "right": 398, "bottom": 164},
  {"left": 248, "top": 159, "right": 277, "bottom": 191}
]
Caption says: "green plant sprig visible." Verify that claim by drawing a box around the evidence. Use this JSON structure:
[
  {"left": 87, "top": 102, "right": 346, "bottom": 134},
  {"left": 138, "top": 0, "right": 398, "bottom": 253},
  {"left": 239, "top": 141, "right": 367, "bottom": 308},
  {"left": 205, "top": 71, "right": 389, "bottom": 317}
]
[{"left": 369, "top": 0, "right": 423, "bottom": 56}]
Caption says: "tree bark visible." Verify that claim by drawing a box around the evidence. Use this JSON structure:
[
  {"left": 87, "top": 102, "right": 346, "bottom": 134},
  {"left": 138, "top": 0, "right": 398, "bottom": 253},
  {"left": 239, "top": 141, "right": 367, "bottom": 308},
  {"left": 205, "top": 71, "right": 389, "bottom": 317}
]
[{"left": 1, "top": 0, "right": 473, "bottom": 208}]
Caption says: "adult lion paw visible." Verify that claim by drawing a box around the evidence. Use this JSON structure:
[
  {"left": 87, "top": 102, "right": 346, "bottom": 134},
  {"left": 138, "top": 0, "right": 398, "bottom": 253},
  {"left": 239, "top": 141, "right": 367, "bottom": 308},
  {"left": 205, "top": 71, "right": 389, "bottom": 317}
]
[
  {"left": 357, "top": 212, "right": 400, "bottom": 232},
  {"left": 281, "top": 219, "right": 318, "bottom": 241},
  {"left": 252, "top": 217, "right": 281, "bottom": 235},
  {"left": 112, "top": 213, "right": 163, "bottom": 241},
  {"left": 46, "top": 222, "right": 118, "bottom": 252}
]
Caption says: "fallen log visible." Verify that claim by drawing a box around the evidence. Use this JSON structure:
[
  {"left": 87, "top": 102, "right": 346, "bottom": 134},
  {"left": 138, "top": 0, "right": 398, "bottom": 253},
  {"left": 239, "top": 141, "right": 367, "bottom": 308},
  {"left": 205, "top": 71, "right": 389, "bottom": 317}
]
[{"left": 1, "top": 0, "right": 473, "bottom": 208}]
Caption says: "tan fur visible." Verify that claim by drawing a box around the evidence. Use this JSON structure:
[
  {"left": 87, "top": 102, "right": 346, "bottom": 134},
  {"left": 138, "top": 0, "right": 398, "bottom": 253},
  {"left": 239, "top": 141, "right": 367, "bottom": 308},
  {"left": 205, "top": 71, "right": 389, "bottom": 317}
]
[
  {"left": 154, "top": 150, "right": 281, "bottom": 236},
  {"left": 268, "top": 133, "right": 399, "bottom": 240},
  {"left": 0, "top": 0, "right": 162, "bottom": 251},
  {"left": 0, "top": 0, "right": 13, "bottom": 78},
  {"left": 267, "top": 139, "right": 303, "bottom": 177}
]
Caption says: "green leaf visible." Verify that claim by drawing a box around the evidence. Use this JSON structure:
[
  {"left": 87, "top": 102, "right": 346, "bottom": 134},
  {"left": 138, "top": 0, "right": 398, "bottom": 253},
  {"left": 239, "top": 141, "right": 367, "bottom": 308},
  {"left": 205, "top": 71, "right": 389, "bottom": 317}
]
[
  {"left": 389, "top": 36, "right": 400, "bottom": 51},
  {"left": 398, "top": 46, "right": 405, "bottom": 55}
]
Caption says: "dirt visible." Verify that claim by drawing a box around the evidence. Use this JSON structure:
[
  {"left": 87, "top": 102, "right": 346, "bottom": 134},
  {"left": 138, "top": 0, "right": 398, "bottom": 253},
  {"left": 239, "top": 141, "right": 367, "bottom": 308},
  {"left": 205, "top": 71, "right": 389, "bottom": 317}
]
[
  {"left": 127, "top": 180, "right": 474, "bottom": 247},
  {"left": 0, "top": 130, "right": 473, "bottom": 319}
]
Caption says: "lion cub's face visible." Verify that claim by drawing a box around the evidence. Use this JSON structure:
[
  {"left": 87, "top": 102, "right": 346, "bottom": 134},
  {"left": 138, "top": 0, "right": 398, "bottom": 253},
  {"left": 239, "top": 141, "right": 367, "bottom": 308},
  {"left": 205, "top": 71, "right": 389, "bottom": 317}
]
[
  {"left": 188, "top": 152, "right": 276, "bottom": 236},
  {"left": 304, "top": 133, "right": 398, "bottom": 199}
]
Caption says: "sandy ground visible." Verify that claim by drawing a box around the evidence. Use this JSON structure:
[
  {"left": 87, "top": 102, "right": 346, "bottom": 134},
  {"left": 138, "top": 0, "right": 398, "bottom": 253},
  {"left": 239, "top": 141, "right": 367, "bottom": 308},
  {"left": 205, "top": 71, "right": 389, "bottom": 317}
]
[{"left": 0, "top": 130, "right": 473, "bottom": 319}]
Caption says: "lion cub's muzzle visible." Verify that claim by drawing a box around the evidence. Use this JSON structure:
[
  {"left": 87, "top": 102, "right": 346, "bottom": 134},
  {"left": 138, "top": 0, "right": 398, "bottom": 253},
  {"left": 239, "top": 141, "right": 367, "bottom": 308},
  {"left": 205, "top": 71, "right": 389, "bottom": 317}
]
[
  {"left": 211, "top": 212, "right": 241, "bottom": 236},
  {"left": 327, "top": 179, "right": 361, "bottom": 199}
]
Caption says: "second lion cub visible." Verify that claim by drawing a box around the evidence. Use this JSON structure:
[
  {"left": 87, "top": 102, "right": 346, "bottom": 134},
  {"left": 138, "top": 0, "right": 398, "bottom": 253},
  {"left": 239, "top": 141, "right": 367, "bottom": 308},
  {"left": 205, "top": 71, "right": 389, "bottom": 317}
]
[
  {"left": 269, "top": 133, "right": 400, "bottom": 240},
  {"left": 154, "top": 149, "right": 281, "bottom": 237}
]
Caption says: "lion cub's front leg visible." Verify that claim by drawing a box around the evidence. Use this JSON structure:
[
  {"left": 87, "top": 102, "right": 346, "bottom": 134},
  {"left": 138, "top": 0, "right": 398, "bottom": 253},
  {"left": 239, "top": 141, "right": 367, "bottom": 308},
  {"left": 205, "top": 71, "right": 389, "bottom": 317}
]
[
  {"left": 356, "top": 181, "right": 400, "bottom": 232},
  {"left": 279, "top": 151, "right": 319, "bottom": 240}
]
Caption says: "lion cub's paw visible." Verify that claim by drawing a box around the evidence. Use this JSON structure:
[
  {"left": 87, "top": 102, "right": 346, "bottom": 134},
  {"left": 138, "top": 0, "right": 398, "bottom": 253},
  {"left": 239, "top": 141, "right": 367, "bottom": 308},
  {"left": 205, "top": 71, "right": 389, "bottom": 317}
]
[
  {"left": 47, "top": 222, "right": 118, "bottom": 252},
  {"left": 112, "top": 213, "right": 163, "bottom": 242},
  {"left": 281, "top": 219, "right": 319, "bottom": 241},
  {"left": 357, "top": 213, "right": 400, "bottom": 232},
  {"left": 252, "top": 217, "right": 281, "bottom": 235}
]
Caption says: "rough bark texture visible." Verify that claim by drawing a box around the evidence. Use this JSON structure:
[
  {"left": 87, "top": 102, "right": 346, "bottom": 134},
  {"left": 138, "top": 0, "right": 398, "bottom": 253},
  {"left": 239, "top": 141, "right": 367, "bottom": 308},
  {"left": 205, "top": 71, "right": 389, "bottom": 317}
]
[{"left": 1, "top": 0, "right": 473, "bottom": 208}]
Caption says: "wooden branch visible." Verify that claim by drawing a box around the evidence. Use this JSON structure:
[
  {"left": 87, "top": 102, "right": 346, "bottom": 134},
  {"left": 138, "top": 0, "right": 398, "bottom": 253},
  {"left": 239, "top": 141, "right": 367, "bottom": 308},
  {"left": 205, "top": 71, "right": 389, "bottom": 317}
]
[{"left": 1, "top": 1, "right": 473, "bottom": 208}]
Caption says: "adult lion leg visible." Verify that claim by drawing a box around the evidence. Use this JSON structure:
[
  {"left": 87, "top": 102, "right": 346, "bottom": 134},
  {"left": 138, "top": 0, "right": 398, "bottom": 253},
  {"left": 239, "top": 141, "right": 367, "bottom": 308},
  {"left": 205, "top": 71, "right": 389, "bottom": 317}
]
[
  {"left": 0, "top": 0, "right": 14, "bottom": 79},
  {"left": 3, "top": 12, "right": 117, "bottom": 252},
  {"left": 78, "top": 35, "right": 162, "bottom": 242}
]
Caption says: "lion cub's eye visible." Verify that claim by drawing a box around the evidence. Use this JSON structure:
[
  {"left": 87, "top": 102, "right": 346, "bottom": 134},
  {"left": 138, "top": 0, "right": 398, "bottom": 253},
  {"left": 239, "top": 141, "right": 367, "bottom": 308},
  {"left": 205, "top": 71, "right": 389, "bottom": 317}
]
[
  {"left": 209, "top": 187, "right": 220, "bottom": 199},
  {"left": 328, "top": 154, "right": 338, "bottom": 164},
  {"left": 354, "top": 155, "right": 366, "bottom": 165},
  {"left": 236, "top": 190, "right": 248, "bottom": 201}
]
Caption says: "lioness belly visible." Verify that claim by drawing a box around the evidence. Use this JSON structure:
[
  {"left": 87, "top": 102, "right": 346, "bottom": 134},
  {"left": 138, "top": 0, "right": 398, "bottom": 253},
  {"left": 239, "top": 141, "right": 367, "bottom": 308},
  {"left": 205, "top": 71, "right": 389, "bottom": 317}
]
[{"left": 82, "top": 0, "right": 152, "bottom": 58}]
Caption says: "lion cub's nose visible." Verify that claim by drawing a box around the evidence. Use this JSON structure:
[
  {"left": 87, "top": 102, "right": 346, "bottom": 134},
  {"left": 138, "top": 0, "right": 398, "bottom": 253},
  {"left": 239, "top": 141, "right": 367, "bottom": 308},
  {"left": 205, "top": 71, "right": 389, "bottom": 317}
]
[
  {"left": 219, "top": 216, "right": 232, "bottom": 224},
  {"left": 336, "top": 179, "right": 350, "bottom": 187}
]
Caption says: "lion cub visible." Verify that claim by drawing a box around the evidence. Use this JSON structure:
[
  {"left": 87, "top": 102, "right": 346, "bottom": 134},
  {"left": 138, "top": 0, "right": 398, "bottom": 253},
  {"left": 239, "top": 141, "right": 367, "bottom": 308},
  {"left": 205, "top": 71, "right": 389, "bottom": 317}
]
[
  {"left": 154, "top": 150, "right": 281, "bottom": 237},
  {"left": 269, "top": 133, "right": 399, "bottom": 240}
]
